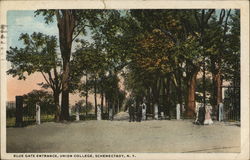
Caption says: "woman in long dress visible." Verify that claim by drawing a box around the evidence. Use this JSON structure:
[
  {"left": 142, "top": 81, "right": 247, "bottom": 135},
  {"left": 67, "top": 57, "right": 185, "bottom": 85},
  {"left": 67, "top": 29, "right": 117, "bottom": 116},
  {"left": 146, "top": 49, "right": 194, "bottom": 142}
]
[{"left": 204, "top": 105, "right": 213, "bottom": 125}]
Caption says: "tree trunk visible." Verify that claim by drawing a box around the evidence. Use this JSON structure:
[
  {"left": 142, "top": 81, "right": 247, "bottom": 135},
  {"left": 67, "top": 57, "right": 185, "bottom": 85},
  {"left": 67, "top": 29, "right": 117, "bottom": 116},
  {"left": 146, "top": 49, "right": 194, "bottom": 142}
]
[
  {"left": 186, "top": 71, "right": 198, "bottom": 118},
  {"left": 94, "top": 77, "right": 97, "bottom": 117},
  {"left": 85, "top": 90, "right": 89, "bottom": 116},
  {"left": 56, "top": 10, "right": 75, "bottom": 121},
  {"left": 60, "top": 61, "right": 70, "bottom": 121},
  {"left": 53, "top": 91, "right": 60, "bottom": 122},
  {"left": 101, "top": 91, "right": 104, "bottom": 118},
  {"left": 165, "top": 77, "right": 171, "bottom": 119},
  {"left": 216, "top": 73, "right": 222, "bottom": 104},
  {"left": 212, "top": 70, "right": 222, "bottom": 119},
  {"left": 177, "top": 71, "right": 183, "bottom": 116},
  {"left": 85, "top": 74, "right": 89, "bottom": 116}
]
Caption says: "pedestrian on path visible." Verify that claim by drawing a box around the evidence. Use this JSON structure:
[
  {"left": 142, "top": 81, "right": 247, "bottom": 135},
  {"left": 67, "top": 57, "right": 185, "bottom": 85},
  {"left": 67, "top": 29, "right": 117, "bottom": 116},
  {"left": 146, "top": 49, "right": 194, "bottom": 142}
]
[
  {"left": 137, "top": 104, "right": 142, "bottom": 122},
  {"left": 129, "top": 103, "right": 135, "bottom": 122},
  {"left": 204, "top": 105, "right": 213, "bottom": 125}
]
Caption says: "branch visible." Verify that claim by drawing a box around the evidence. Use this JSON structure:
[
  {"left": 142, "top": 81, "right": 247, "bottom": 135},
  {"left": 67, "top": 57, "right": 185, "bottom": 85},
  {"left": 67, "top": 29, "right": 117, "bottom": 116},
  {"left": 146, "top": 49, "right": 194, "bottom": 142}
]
[
  {"left": 72, "top": 24, "right": 92, "bottom": 42},
  {"left": 218, "top": 9, "right": 226, "bottom": 25},
  {"left": 223, "top": 9, "right": 231, "bottom": 39},
  {"left": 204, "top": 9, "right": 215, "bottom": 25},
  {"left": 194, "top": 10, "right": 201, "bottom": 28},
  {"left": 47, "top": 71, "right": 55, "bottom": 89},
  {"left": 41, "top": 71, "right": 55, "bottom": 91}
]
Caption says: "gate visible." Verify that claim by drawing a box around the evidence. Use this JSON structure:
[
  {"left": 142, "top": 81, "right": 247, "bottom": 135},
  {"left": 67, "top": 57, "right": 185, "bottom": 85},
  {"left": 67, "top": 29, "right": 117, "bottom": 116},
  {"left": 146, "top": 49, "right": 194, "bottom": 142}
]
[{"left": 223, "top": 86, "right": 240, "bottom": 121}]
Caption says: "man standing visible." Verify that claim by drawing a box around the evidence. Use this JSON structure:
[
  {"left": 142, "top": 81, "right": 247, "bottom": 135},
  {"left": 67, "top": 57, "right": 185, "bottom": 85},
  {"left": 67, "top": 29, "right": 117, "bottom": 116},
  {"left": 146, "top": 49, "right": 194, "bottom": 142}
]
[
  {"left": 129, "top": 103, "right": 135, "bottom": 122},
  {"left": 137, "top": 103, "right": 142, "bottom": 122}
]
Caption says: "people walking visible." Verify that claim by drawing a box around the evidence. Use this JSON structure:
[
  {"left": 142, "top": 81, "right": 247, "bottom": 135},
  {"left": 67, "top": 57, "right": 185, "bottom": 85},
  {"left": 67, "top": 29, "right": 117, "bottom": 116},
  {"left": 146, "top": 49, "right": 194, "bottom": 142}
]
[
  {"left": 195, "top": 103, "right": 205, "bottom": 125},
  {"left": 204, "top": 105, "right": 213, "bottom": 125},
  {"left": 129, "top": 103, "right": 135, "bottom": 122},
  {"left": 137, "top": 104, "right": 142, "bottom": 122}
]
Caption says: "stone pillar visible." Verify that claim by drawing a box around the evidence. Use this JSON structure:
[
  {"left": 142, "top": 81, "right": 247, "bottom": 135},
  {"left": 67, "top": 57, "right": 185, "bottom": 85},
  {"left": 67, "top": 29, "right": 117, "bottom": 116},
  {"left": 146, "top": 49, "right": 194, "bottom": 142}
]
[
  {"left": 76, "top": 107, "right": 80, "bottom": 121},
  {"left": 15, "top": 96, "right": 23, "bottom": 127},
  {"left": 219, "top": 103, "right": 224, "bottom": 122},
  {"left": 176, "top": 104, "right": 180, "bottom": 120},
  {"left": 36, "top": 104, "right": 41, "bottom": 125},
  {"left": 69, "top": 108, "right": 72, "bottom": 117},
  {"left": 142, "top": 103, "right": 146, "bottom": 121},
  {"left": 97, "top": 105, "right": 101, "bottom": 120},
  {"left": 154, "top": 103, "right": 158, "bottom": 120},
  {"left": 160, "top": 112, "right": 164, "bottom": 120}
]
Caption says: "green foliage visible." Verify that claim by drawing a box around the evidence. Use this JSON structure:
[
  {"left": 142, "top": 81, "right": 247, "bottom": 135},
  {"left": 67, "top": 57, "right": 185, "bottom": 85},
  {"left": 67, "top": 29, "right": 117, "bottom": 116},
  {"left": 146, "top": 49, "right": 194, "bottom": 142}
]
[
  {"left": 8, "top": 10, "right": 240, "bottom": 118},
  {"left": 23, "top": 90, "right": 56, "bottom": 116},
  {"left": 72, "top": 100, "right": 93, "bottom": 114},
  {"left": 7, "top": 32, "right": 60, "bottom": 80}
]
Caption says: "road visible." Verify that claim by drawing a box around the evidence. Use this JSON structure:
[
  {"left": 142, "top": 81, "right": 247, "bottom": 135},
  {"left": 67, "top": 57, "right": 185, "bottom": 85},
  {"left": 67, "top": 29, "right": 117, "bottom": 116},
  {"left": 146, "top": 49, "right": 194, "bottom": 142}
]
[{"left": 7, "top": 112, "right": 240, "bottom": 153}]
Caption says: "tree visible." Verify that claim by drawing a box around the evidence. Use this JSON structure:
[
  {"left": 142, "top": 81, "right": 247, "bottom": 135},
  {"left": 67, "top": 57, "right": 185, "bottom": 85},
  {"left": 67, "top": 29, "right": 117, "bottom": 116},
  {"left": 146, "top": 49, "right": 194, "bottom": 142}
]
[
  {"left": 35, "top": 10, "right": 105, "bottom": 121},
  {"left": 7, "top": 32, "right": 62, "bottom": 121}
]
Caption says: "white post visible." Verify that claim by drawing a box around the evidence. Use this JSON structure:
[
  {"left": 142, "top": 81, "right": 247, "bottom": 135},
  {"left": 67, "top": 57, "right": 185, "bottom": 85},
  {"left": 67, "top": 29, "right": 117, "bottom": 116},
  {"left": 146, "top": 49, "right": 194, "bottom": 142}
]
[
  {"left": 76, "top": 107, "right": 80, "bottom": 121},
  {"left": 69, "top": 108, "right": 72, "bottom": 117},
  {"left": 222, "top": 87, "right": 225, "bottom": 100},
  {"left": 154, "top": 103, "right": 158, "bottom": 120},
  {"left": 161, "top": 112, "right": 164, "bottom": 119},
  {"left": 97, "top": 105, "right": 102, "bottom": 120},
  {"left": 176, "top": 104, "right": 180, "bottom": 120},
  {"left": 142, "top": 103, "right": 146, "bottom": 121},
  {"left": 59, "top": 93, "right": 62, "bottom": 108},
  {"left": 36, "top": 104, "right": 41, "bottom": 125},
  {"left": 219, "top": 103, "right": 224, "bottom": 122}
]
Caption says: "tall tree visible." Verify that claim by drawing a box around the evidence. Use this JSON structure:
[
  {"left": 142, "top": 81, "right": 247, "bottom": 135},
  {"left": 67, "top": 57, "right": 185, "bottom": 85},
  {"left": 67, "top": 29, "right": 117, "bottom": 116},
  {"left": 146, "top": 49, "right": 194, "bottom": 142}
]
[
  {"left": 35, "top": 10, "right": 104, "bottom": 121},
  {"left": 7, "top": 32, "right": 62, "bottom": 121}
]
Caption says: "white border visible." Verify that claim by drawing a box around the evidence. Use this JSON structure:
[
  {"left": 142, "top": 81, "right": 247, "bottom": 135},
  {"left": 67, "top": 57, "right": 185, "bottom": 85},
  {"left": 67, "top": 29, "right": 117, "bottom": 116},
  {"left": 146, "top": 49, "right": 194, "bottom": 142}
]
[{"left": 0, "top": 1, "right": 249, "bottom": 160}]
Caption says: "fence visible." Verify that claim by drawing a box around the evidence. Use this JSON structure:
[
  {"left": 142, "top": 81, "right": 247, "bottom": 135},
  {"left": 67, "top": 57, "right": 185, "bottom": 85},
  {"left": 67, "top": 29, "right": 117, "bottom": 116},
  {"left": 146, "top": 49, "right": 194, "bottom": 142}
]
[{"left": 223, "top": 86, "right": 240, "bottom": 121}]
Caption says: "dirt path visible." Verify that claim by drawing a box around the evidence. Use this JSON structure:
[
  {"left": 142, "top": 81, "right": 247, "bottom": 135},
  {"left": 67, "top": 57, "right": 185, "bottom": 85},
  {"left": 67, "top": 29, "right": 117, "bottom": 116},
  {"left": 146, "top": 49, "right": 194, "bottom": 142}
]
[{"left": 7, "top": 112, "right": 240, "bottom": 153}]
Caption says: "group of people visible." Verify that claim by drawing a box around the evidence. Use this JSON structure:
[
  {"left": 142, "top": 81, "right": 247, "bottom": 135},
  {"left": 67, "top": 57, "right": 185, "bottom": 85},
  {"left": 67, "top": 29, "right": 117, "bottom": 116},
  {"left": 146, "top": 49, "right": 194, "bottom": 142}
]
[
  {"left": 195, "top": 103, "right": 213, "bottom": 125},
  {"left": 195, "top": 102, "right": 224, "bottom": 125},
  {"left": 128, "top": 99, "right": 147, "bottom": 122}
]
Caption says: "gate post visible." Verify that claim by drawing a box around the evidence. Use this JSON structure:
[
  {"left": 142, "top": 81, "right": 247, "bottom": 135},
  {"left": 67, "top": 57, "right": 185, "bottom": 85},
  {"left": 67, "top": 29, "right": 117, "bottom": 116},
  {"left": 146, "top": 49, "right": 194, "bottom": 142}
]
[
  {"left": 15, "top": 96, "right": 23, "bottom": 127},
  {"left": 76, "top": 106, "right": 80, "bottom": 121},
  {"left": 176, "top": 104, "right": 181, "bottom": 120},
  {"left": 154, "top": 103, "right": 158, "bottom": 120},
  {"left": 36, "top": 104, "right": 41, "bottom": 125}
]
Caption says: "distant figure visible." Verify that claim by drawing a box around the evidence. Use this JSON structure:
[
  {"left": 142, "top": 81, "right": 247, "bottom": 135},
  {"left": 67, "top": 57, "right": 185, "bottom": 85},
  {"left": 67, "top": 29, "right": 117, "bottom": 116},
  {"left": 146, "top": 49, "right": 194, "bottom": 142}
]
[
  {"left": 137, "top": 104, "right": 142, "bottom": 122},
  {"left": 141, "top": 98, "right": 147, "bottom": 121},
  {"left": 109, "top": 108, "right": 113, "bottom": 121},
  {"left": 218, "top": 103, "right": 224, "bottom": 122},
  {"left": 204, "top": 105, "right": 213, "bottom": 125},
  {"left": 129, "top": 103, "right": 135, "bottom": 122},
  {"left": 195, "top": 104, "right": 205, "bottom": 125}
]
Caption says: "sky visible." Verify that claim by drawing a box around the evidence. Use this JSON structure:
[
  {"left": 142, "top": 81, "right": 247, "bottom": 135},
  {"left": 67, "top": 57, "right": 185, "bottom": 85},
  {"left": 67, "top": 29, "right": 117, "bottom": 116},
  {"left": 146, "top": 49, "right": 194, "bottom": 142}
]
[{"left": 7, "top": 10, "right": 58, "bottom": 48}]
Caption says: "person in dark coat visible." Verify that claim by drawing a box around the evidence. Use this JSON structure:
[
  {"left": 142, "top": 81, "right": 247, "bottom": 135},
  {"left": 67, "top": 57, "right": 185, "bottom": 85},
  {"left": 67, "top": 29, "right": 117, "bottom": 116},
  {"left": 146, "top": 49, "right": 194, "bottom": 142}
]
[
  {"left": 129, "top": 103, "right": 135, "bottom": 122},
  {"left": 197, "top": 104, "right": 205, "bottom": 125},
  {"left": 137, "top": 104, "right": 142, "bottom": 122}
]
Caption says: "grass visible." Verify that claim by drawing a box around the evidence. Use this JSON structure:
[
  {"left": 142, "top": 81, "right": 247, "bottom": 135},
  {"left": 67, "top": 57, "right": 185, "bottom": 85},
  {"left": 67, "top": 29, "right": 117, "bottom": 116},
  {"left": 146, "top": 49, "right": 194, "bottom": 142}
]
[
  {"left": 6, "top": 114, "right": 99, "bottom": 127},
  {"left": 6, "top": 115, "right": 55, "bottom": 127}
]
